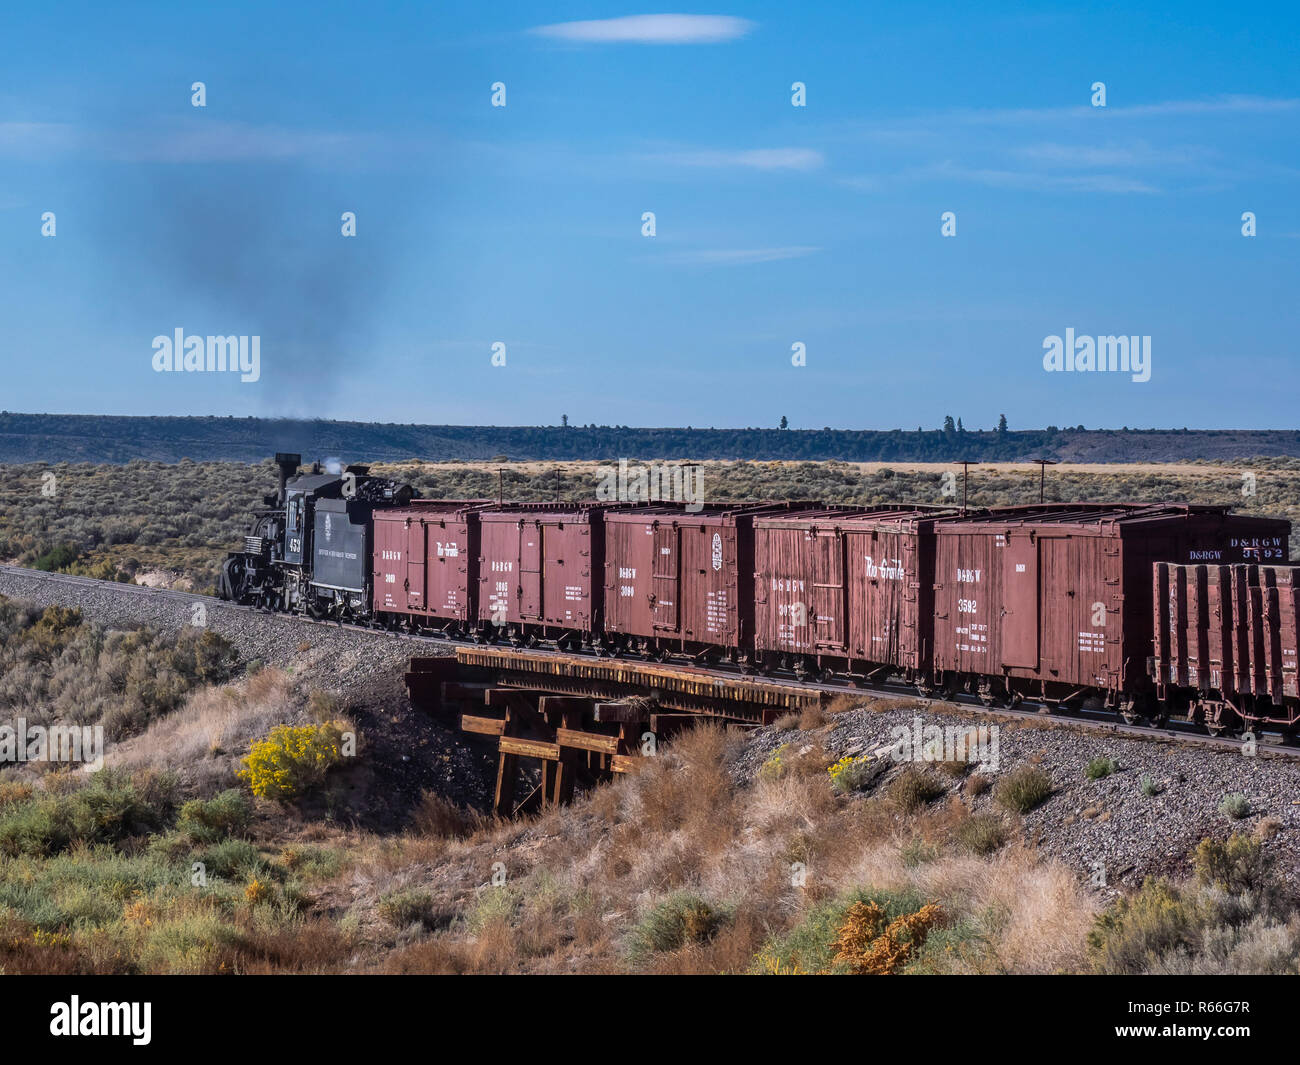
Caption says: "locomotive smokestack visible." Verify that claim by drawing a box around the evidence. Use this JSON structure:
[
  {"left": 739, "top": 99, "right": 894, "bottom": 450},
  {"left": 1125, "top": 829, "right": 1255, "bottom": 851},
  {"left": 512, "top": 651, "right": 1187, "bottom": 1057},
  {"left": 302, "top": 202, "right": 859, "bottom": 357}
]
[{"left": 274, "top": 452, "right": 301, "bottom": 506}]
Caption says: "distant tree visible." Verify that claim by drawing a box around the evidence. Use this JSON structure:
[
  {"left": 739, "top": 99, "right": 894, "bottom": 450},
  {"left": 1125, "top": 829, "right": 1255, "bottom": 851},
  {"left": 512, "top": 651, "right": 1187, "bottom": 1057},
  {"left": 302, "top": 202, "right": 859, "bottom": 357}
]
[
  {"left": 561, "top": 414, "right": 568, "bottom": 427},
  {"left": 943, "top": 416, "right": 956, "bottom": 435},
  {"left": 957, "top": 417, "right": 964, "bottom": 433},
  {"left": 779, "top": 415, "right": 789, "bottom": 430},
  {"left": 997, "top": 413, "right": 1008, "bottom": 434}
]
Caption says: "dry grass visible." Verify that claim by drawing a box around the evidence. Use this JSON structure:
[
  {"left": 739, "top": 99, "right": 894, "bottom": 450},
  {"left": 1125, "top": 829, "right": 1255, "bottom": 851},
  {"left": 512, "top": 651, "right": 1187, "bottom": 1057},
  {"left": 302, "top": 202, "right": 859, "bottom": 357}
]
[
  {"left": 322, "top": 724, "right": 1101, "bottom": 974},
  {"left": 106, "top": 668, "right": 296, "bottom": 794}
]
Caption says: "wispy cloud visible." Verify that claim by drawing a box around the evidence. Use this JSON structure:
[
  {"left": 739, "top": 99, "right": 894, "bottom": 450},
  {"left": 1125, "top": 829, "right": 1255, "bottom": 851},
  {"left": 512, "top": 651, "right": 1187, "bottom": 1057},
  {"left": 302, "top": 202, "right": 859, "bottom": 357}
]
[
  {"left": 1012, "top": 141, "right": 1208, "bottom": 168},
  {"left": 0, "top": 119, "right": 389, "bottom": 165},
  {"left": 530, "top": 14, "right": 755, "bottom": 44},
  {"left": 656, "top": 245, "right": 822, "bottom": 266},
  {"left": 933, "top": 163, "right": 1161, "bottom": 194},
  {"left": 839, "top": 94, "right": 1300, "bottom": 140},
  {"left": 648, "top": 147, "right": 824, "bottom": 171},
  {"left": 839, "top": 161, "right": 1161, "bottom": 194}
]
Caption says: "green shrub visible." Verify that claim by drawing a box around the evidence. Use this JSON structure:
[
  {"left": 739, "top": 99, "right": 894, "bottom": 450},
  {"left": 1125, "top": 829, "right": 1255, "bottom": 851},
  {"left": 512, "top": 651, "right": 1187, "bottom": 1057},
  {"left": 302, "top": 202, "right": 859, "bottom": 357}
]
[
  {"left": 176, "top": 790, "right": 251, "bottom": 843},
  {"left": 377, "top": 889, "right": 448, "bottom": 931},
  {"left": 889, "top": 767, "right": 945, "bottom": 812},
  {"left": 0, "top": 771, "right": 169, "bottom": 858},
  {"left": 1219, "top": 793, "right": 1251, "bottom": 820},
  {"left": 1193, "top": 835, "right": 1274, "bottom": 897},
  {"left": 994, "top": 766, "right": 1053, "bottom": 814},
  {"left": 33, "top": 543, "right": 81, "bottom": 572},
  {"left": 1140, "top": 775, "right": 1162, "bottom": 797},
  {"left": 1086, "top": 756, "right": 1117, "bottom": 780},
  {"left": 629, "top": 893, "right": 729, "bottom": 957},
  {"left": 954, "top": 814, "right": 1007, "bottom": 856},
  {"left": 1087, "top": 878, "right": 1202, "bottom": 975},
  {"left": 192, "top": 838, "right": 263, "bottom": 880}
]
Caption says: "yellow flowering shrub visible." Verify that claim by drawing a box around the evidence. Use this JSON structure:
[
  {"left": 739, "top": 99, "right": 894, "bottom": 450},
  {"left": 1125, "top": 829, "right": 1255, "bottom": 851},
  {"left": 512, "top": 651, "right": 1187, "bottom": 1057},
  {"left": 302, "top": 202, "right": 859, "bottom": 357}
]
[
  {"left": 831, "top": 900, "right": 944, "bottom": 974},
  {"left": 759, "top": 744, "right": 791, "bottom": 781},
  {"left": 238, "top": 721, "right": 349, "bottom": 800},
  {"left": 245, "top": 878, "right": 273, "bottom": 905},
  {"left": 827, "top": 754, "right": 874, "bottom": 793}
]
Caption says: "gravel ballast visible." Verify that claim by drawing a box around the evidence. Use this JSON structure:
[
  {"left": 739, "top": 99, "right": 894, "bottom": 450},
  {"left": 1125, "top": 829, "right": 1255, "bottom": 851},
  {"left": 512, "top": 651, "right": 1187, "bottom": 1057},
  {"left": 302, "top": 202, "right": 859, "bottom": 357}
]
[{"left": 734, "top": 700, "right": 1300, "bottom": 891}]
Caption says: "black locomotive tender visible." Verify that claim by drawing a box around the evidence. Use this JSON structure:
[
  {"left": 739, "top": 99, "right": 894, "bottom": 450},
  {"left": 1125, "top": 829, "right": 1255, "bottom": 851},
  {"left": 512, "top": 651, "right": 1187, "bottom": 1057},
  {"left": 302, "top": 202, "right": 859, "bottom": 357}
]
[{"left": 218, "top": 454, "right": 1298, "bottom": 735}]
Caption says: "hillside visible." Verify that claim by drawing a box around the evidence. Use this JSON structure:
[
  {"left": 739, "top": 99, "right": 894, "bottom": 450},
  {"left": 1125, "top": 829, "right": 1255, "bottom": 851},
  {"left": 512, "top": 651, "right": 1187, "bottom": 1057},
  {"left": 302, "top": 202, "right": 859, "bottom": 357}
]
[
  {"left": 3, "top": 413, "right": 1300, "bottom": 465},
  {"left": 1, "top": 574, "right": 1297, "bottom": 975}
]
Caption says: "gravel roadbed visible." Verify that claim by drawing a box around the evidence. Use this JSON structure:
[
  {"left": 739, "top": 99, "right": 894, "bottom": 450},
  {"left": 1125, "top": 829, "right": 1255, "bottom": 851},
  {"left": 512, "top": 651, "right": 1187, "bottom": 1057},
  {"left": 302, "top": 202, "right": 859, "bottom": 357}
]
[
  {"left": 735, "top": 701, "right": 1300, "bottom": 891},
  {"left": 0, "top": 568, "right": 450, "bottom": 687}
]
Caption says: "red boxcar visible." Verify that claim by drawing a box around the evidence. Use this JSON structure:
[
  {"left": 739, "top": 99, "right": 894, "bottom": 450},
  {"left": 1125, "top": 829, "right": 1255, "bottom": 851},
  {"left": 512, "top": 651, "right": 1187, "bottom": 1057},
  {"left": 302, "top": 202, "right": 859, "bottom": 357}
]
[
  {"left": 476, "top": 503, "right": 609, "bottom": 645},
  {"left": 601, "top": 502, "right": 815, "bottom": 661},
  {"left": 372, "top": 502, "right": 491, "bottom": 632},
  {"left": 930, "top": 504, "right": 1289, "bottom": 711},
  {"left": 1153, "top": 562, "right": 1300, "bottom": 731},
  {"left": 752, "top": 506, "right": 954, "bottom": 679}
]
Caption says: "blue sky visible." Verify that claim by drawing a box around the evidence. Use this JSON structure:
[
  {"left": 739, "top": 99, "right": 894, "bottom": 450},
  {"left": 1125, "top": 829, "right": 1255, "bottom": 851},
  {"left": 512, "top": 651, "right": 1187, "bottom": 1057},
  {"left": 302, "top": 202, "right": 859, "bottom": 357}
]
[{"left": 1, "top": 2, "right": 1297, "bottom": 431}]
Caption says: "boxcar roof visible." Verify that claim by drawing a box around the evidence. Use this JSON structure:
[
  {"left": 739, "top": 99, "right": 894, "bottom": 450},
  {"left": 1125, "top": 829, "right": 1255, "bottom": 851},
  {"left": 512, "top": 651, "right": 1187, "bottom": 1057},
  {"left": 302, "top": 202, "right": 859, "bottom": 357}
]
[
  {"left": 753, "top": 504, "right": 955, "bottom": 529},
  {"left": 933, "top": 502, "right": 1286, "bottom": 532}
]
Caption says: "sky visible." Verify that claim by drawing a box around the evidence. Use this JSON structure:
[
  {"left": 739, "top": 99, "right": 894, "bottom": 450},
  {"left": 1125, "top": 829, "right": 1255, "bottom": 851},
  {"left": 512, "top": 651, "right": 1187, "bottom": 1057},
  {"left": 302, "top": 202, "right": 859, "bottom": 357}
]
[{"left": 0, "top": 1, "right": 1297, "bottom": 431}]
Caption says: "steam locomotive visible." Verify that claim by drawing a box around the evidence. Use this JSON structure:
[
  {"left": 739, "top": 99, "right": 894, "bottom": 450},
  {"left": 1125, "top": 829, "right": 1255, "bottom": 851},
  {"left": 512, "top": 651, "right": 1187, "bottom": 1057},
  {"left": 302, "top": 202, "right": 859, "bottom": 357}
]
[{"left": 217, "top": 453, "right": 414, "bottom": 619}]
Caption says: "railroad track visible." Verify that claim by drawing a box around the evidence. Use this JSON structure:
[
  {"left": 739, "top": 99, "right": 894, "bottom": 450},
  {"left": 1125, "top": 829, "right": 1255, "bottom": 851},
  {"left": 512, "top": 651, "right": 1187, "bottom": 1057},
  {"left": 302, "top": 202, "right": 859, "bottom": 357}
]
[{"left": 3, "top": 563, "right": 1297, "bottom": 760}]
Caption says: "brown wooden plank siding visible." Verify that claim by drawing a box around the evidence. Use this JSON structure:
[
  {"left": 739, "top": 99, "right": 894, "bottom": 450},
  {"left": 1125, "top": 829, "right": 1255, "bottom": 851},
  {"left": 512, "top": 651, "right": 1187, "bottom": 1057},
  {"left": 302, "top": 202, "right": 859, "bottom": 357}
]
[
  {"left": 477, "top": 504, "right": 607, "bottom": 630},
  {"left": 1154, "top": 561, "right": 1300, "bottom": 706},
  {"left": 753, "top": 506, "right": 952, "bottom": 670},
  {"left": 934, "top": 504, "right": 1289, "bottom": 695},
  {"left": 371, "top": 502, "right": 489, "bottom": 621}
]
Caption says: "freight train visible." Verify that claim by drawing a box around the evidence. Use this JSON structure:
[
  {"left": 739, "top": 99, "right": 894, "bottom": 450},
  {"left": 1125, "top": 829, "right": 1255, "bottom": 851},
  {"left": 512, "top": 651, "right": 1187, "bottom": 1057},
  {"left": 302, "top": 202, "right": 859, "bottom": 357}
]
[{"left": 218, "top": 454, "right": 1295, "bottom": 735}]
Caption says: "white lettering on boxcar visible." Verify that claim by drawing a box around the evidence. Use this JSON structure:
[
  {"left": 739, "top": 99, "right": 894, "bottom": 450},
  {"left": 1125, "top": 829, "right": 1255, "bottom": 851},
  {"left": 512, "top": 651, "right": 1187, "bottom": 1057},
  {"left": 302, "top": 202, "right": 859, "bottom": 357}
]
[{"left": 864, "top": 556, "right": 905, "bottom": 580}]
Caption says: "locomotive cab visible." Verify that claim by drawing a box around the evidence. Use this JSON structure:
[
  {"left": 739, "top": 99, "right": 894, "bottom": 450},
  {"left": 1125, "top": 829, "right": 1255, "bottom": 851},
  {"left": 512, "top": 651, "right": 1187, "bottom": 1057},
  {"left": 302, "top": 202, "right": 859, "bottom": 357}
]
[{"left": 218, "top": 453, "right": 413, "bottom": 619}]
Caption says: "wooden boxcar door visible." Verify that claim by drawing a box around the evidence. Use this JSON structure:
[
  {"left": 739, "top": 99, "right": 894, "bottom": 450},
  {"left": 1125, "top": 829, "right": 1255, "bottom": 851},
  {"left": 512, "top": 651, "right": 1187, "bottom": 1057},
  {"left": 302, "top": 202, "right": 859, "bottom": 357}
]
[
  {"left": 1001, "top": 535, "right": 1039, "bottom": 669},
  {"left": 811, "top": 530, "right": 847, "bottom": 653},
  {"left": 651, "top": 523, "right": 679, "bottom": 632},
  {"left": 519, "top": 522, "right": 542, "bottom": 619},
  {"left": 405, "top": 517, "right": 426, "bottom": 612}
]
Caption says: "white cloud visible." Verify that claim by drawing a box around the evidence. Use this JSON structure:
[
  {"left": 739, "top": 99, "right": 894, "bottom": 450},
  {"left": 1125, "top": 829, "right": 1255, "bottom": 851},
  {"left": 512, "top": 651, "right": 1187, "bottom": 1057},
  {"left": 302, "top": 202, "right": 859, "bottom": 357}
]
[
  {"left": 650, "top": 147, "right": 824, "bottom": 171},
  {"left": 530, "top": 14, "right": 754, "bottom": 44},
  {"left": 657, "top": 246, "right": 822, "bottom": 265},
  {"left": 926, "top": 161, "right": 1161, "bottom": 194},
  {"left": 0, "top": 119, "right": 381, "bottom": 165},
  {"left": 1013, "top": 141, "right": 1208, "bottom": 168},
  {"left": 839, "top": 162, "right": 1161, "bottom": 194}
]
